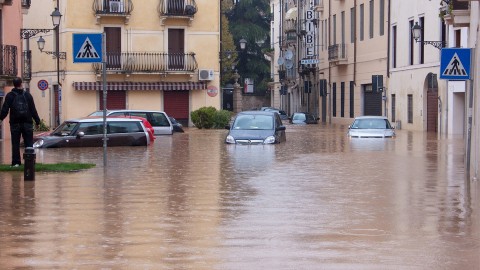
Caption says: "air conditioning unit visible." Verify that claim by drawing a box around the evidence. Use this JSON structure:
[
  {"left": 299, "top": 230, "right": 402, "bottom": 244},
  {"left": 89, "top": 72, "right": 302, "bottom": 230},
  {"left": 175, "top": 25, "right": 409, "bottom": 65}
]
[{"left": 199, "top": 69, "right": 214, "bottom": 81}]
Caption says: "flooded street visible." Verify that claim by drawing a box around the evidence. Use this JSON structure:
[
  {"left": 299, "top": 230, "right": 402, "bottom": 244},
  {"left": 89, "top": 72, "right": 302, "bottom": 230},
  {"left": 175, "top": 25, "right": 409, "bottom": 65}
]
[{"left": 0, "top": 124, "right": 479, "bottom": 269}]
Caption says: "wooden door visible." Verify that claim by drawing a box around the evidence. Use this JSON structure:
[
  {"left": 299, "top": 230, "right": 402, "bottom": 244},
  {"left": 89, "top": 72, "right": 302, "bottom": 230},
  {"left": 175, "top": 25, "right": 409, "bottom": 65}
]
[{"left": 427, "top": 88, "right": 438, "bottom": 132}]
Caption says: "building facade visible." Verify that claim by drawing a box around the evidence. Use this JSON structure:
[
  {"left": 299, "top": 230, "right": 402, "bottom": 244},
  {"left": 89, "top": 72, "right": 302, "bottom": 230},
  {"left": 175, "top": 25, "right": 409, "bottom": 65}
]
[
  {"left": 0, "top": 0, "right": 30, "bottom": 143},
  {"left": 23, "top": 0, "right": 221, "bottom": 128}
]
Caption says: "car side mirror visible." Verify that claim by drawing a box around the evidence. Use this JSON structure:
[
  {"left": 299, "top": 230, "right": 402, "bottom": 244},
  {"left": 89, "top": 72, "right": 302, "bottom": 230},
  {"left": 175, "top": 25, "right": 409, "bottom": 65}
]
[
  {"left": 276, "top": 126, "right": 286, "bottom": 131},
  {"left": 225, "top": 125, "right": 230, "bottom": 130},
  {"left": 76, "top": 131, "right": 85, "bottom": 138}
]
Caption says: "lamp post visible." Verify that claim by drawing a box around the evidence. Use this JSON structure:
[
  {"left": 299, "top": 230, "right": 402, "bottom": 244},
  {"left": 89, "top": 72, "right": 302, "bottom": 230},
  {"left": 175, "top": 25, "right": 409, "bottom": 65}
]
[{"left": 411, "top": 22, "right": 446, "bottom": 50}]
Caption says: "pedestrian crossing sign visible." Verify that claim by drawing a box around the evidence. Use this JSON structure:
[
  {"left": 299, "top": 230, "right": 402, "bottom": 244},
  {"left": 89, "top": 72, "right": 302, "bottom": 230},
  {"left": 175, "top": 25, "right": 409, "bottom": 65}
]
[
  {"left": 440, "top": 48, "right": 471, "bottom": 80},
  {"left": 73, "top": 33, "right": 103, "bottom": 63}
]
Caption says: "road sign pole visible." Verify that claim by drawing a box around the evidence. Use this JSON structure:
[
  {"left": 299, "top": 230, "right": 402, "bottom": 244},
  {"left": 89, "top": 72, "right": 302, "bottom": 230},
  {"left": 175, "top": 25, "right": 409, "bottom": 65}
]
[{"left": 102, "top": 32, "right": 107, "bottom": 167}]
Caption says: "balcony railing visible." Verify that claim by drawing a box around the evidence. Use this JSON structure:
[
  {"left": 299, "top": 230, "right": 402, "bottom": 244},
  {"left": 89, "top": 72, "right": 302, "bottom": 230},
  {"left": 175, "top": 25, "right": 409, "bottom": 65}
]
[
  {"left": 0, "top": 45, "right": 18, "bottom": 78},
  {"left": 1, "top": 0, "right": 13, "bottom": 6},
  {"left": 93, "top": 0, "right": 133, "bottom": 23},
  {"left": 92, "top": 52, "right": 198, "bottom": 74},
  {"left": 159, "top": 0, "right": 197, "bottom": 16},
  {"left": 328, "top": 44, "right": 347, "bottom": 64},
  {"left": 284, "top": 19, "right": 297, "bottom": 33}
]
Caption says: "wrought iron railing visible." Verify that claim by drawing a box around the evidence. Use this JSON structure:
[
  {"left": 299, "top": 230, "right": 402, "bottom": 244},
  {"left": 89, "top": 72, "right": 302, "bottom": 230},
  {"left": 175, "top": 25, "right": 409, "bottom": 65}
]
[
  {"left": 22, "top": 50, "right": 32, "bottom": 81},
  {"left": 158, "top": 0, "right": 198, "bottom": 16},
  {"left": 328, "top": 44, "right": 347, "bottom": 62},
  {"left": 21, "top": 0, "right": 31, "bottom": 8},
  {"left": 92, "top": 52, "right": 198, "bottom": 73},
  {"left": 93, "top": 0, "right": 133, "bottom": 15},
  {"left": 0, "top": 45, "right": 18, "bottom": 78},
  {"left": 284, "top": 20, "right": 297, "bottom": 33},
  {"left": 2, "top": 0, "right": 13, "bottom": 6}
]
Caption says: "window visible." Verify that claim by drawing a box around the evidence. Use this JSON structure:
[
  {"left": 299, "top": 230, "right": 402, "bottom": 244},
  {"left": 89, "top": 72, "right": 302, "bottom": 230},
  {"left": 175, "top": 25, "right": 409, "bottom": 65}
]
[
  {"left": 392, "top": 25, "right": 397, "bottom": 68},
  {"left": 350, "top": 7, "right": 356, "bottom": 43},
  {"left": 349, "top": 81, "right": 354, "bottom": 118},
  {"left": 420, "top": 17, "right": 424, "bottom": 64},
  {"left": 409, "top": 20, "right": 414, "bottom": 65},
  {"left": 360, "top": 4, "right": 364, "bottom": 41},
  {"left": 369, "top": 0, "right": 374, "bottom": 39},
  {"left": 407, "top": 94, "right": 413, "bottom": 123},
  {"left": 333, "top": 83, "right": 337, "bottom": 117},
  {"left": 341, "top": 11, "right": 345, "bottom": 45},
  {"left": 379, "top": 0, "right": 385, "bottom": 36},
  {"left": 333, "top": 14, "right": 337, "bottom": 45},
  {"left": 341, "top": 82, "right": 345, "bottom": 117},
  {"left": 391, "top": 94, "right": 396, "bottom": 123},
  {"left": 455, "top": 29, "right": 461, "bottom": 47}
]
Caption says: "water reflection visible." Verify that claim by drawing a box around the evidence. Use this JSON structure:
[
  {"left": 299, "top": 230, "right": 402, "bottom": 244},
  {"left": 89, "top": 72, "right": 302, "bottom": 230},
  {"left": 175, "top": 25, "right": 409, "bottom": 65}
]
[{"left": 0, "top": 124, "right": 478, "bottom": 269}]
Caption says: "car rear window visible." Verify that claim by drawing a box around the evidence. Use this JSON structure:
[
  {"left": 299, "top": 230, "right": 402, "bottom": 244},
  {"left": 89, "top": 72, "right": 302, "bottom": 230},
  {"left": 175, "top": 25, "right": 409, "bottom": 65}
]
[
  {"left": 108, "top": 121, "right": 143, "bottom": 133},
  {"left": 149, "top": 112, "right": 170, "bottom": 127}
]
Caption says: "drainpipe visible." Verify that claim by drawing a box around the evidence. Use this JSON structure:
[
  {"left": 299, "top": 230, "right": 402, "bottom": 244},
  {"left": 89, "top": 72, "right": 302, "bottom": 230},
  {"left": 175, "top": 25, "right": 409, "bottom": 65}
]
[{"left": 353, "top": 0, "right": 357, "bottom": 84}]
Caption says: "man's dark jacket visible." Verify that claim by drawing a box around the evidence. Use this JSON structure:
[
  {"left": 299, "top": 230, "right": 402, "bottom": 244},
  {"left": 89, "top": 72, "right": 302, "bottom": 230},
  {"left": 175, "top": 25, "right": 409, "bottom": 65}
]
[{"left": 0, "top": 88, "right": 41, "bottom": 125}]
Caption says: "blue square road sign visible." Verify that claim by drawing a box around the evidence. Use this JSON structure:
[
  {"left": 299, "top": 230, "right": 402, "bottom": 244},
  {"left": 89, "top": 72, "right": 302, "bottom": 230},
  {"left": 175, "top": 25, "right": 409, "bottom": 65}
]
[
  {"left": 73, "top": 33, "right": 103, "bottom": 63},
  {"left": 440, "top": 48, "right": 471, "bottom": 80}
]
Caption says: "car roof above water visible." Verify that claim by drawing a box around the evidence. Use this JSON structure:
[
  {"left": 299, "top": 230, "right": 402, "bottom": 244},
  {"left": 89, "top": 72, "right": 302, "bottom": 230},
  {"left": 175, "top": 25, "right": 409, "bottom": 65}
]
[{"left": 67, "top": 117, "right": 144, "bottom": 123}]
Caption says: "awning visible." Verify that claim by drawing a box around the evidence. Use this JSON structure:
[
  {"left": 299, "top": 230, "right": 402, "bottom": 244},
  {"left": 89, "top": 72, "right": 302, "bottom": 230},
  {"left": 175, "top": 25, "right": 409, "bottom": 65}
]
[
  {"left": 285, "top": 7, "right": 297, "bottom": 20},
  {"left": 73, "top": 81, "right": 207, "bottom": 91}
]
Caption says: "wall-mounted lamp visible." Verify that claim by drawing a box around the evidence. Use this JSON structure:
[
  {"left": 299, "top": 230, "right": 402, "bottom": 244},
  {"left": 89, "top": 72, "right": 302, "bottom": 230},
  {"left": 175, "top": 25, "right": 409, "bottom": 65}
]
[{"left": 411, "top": 22, "right": 446, "bottom": 50}]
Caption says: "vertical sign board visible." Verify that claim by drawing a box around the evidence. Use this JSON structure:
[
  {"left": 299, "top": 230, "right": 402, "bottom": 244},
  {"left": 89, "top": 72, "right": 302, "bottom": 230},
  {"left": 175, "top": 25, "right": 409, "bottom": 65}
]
[
  {"left": 305, "top": 9, "right": 315, "bottom": 57},
  {"left": 72, "top": 33, "right": 103, "bottom": 63},
  {"left": 440, "top": 48, "right": 471, "bottom": 80}
]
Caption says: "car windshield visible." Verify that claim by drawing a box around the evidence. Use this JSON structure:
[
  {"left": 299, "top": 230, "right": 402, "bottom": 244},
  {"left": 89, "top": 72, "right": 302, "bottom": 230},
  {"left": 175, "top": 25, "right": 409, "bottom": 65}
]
[
  {"left": 52, "top": 122, "right": 79, "bottom": 136},
  {"left": 233, "top": 115, "right": 274, "bottom": 130},
  {"left": 351, "top": 118, "right": 392, "bottom": 129}
]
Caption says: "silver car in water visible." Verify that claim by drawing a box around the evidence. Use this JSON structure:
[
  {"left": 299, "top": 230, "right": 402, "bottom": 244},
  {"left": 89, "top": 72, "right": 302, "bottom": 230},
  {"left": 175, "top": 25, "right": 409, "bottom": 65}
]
[{"left": 347, "top": 116, "right": 395, "bottom": 138}]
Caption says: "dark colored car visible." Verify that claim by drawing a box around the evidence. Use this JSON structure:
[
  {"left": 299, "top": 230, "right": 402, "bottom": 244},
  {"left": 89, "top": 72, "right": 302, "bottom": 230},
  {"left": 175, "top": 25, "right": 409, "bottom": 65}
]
[
  {"left": 289, "top": 112, "right": 319, "bottom": 124},
  {"left": 33, "top": 117, "right": 151, "bottom": 148},
  {"left": 261, "top": 107, "right": 288, "bottom": 120},
  {"left": 225, "top": 111, "right": 286, "bottom": 145},
  {"left": 169, "top": 117, "right": 184, "bottom": 133}
]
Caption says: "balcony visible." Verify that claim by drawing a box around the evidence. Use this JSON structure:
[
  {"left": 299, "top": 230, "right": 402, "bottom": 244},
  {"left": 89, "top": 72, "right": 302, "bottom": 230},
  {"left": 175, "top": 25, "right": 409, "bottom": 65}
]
[
  {"left": 443, "top": 0, "right": 470, "bottom": 27},
  {"left": 284, "top": 19, "right": 297, "bottom": 33},
  {"left": 0, "top": 0, "right": 13, "bottom": 6},
  {"left": 92, "top": 51, "right": 198, "bottom": 75},
  {"left": 328, "top": 44, "right": 347, "bottom": 65},
  {"left": 93, "top": 0, "right": 133, "bottom": 24},
  {"left": 313, "top": 0, "right": 324, "bottom": 12},
  {"left": 0, "top": 45, "right": 18, "bottom": 79},
  {"left": 158, "top": 0, "right": 198, "bottom": 25}
]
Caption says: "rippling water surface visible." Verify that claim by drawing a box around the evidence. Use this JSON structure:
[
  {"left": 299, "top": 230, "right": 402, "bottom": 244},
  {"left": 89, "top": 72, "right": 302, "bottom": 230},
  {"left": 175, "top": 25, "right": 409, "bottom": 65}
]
[{"left": 0, "top": 124, "right": 479, "bottom": 269}]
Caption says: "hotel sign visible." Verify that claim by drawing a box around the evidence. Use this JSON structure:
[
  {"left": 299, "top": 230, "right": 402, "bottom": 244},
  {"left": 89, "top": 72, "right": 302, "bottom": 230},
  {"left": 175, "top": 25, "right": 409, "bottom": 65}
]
[{"left": 305, "top": 9, "right": 315, "bottom": 58}]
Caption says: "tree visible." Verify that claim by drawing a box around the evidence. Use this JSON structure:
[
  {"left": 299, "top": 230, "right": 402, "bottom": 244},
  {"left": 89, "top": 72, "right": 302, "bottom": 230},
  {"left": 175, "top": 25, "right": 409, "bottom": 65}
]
[
  {"left": 225, "top": 0, "right": 271, "bottom": 96},
  {"left": 220, "top": 0, "right": 238, "bottom": 87}
]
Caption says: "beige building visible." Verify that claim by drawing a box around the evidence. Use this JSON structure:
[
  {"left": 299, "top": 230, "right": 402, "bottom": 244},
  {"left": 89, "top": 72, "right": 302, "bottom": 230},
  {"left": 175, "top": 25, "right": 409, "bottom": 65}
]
[
  {"left": 23, "top": 0, "right": 221, "bottom": 128},
  {"left": 317, "top": 0, "right": 388, "bottom": 125}
]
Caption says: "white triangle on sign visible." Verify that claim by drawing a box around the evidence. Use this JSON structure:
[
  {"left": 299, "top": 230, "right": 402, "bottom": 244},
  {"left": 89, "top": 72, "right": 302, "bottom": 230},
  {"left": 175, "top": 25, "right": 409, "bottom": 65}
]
[
  {"left": 442, "top": 53, "right": 467, "bottom": 76},
  {"left": 76, "top": 37, "right": 100, "bottom": 59}
]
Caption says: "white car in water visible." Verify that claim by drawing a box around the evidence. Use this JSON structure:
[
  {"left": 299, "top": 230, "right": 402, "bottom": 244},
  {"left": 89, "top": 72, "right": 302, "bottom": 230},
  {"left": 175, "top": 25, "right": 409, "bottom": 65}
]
[{"left": 347, "top": 116, "right": 395, "bottom": 138}]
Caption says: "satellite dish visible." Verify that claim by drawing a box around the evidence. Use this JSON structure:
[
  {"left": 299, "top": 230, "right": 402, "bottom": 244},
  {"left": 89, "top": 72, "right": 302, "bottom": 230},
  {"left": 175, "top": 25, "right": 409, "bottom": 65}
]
[
  {"left": 285, "top": 59, "right": 293, "bottom": 69},
  {"left": 285, "top": 50, "right": 293, "bottom": 60},
  {"left": 277, "top": 57, "right": 285, "bottom": 66}
]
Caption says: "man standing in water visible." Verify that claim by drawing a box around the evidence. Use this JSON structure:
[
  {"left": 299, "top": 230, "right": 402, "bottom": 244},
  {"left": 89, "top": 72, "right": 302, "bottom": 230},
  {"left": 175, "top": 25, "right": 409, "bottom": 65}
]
[{"left": 0, "top": 77, "right": 40, "bottom": 167}]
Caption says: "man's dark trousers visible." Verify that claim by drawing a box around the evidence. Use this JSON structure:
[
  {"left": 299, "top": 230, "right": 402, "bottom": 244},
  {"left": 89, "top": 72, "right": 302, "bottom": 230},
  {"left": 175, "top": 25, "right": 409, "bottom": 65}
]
[{"left": 10, "top": 122, "right": 34, "bottom": 166}]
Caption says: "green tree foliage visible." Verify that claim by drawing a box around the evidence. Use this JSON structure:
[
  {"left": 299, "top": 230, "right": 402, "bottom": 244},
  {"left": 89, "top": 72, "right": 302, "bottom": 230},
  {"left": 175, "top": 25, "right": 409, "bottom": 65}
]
[
  {"left": 221, "top": 1, "right": 238, "bottom": 87},
  {"left": 224, "top": 0, "right": 271, "bottom": 96}
]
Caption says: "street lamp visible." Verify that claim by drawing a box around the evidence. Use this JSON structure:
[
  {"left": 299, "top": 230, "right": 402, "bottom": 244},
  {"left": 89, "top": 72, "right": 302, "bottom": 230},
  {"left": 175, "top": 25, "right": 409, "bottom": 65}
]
[{"left": 411, "top": 21, "right": 446, "bottom": 50}]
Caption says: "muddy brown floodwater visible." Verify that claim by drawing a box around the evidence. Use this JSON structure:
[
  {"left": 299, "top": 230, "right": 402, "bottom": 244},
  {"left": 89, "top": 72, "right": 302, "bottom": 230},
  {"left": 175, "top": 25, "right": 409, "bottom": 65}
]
[{"left": 0, "top": 124, "right": 479, "bottom": 269}]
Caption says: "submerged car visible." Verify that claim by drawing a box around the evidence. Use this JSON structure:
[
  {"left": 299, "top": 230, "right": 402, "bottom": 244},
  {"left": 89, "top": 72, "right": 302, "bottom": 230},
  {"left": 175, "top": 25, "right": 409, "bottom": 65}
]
[
  {"left": 347, "top": 116, "right": 395, "bottom": 138},
  {"left": 33, "top": 117, "right": 151, "bottom": 148},
  {"left": 169, "top": 117, "right": 184, "bottom": 133},
  {"left": 261, "top": 107, "right": 288, "bottom": 120},
  {"left": 89, "top": 110, "right": 173, "bottom": 135},
  {"left": 225, "top": 111, "right": 286, "bottom": 145},
  {"left": 289, "top": 112, "right": 319, "bottom": 124}
]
